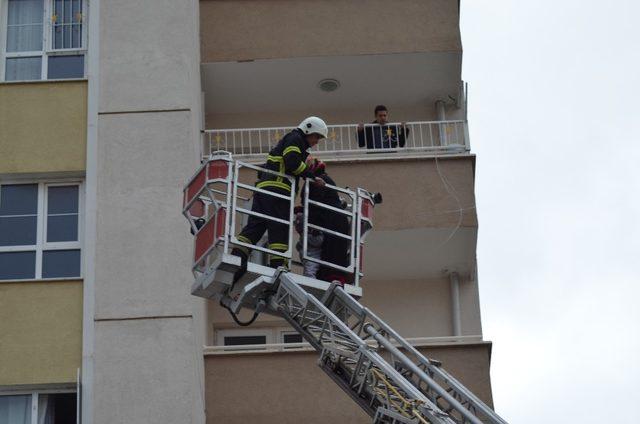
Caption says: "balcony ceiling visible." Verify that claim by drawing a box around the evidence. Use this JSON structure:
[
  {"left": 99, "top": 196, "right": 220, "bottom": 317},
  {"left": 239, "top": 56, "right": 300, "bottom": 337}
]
[
  {"left": 363, "top": 227, "right": 477, "bottom": 281},
  {"left": 201, "top": 52, "right": 462, "bottom": 115}
]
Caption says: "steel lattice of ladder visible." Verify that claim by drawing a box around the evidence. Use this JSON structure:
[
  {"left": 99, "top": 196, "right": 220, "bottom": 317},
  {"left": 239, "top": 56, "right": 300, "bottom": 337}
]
[{"left": 266, "top": 270, "right": 508, "bottom": 424}]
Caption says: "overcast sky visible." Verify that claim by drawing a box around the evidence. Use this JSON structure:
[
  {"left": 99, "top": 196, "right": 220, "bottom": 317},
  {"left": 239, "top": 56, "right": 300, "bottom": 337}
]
[{"left": 460, "top": 1, "right": 640, "bottom": 422}]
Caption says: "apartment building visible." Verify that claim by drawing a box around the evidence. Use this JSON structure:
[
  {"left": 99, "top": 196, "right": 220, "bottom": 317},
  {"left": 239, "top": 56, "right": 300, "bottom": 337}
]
[{"left": 0, "top": 1, "right": 494, "bottom": 423}]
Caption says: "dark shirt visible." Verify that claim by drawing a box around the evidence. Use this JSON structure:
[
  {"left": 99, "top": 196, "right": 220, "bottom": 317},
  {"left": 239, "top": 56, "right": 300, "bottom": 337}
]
[{"left": 357, "top": 122, "right": 410, "bottom": 149}]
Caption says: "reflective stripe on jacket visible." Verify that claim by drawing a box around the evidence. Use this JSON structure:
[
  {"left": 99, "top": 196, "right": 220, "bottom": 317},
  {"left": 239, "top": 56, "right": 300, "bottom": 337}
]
[{"left": 257, "top": 128, "right": 315, "bottom": 193}]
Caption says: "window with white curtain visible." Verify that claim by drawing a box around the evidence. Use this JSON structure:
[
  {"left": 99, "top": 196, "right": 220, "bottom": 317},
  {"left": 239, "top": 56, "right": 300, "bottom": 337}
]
[
  {"left": 1, "top": 0, "right": 86, "bottom": 81},
  {"left": 0, "top": 181, "right": 83, "bottom": 281},
  {"left": 0, "top": 392, "right": 77, "bottom": 424}
]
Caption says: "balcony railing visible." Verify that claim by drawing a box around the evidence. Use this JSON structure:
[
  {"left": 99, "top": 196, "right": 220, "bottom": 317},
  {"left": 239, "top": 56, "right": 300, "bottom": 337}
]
[
  {"left": 203, "top": 335, "right": 484, "bottom": 355},
  {"left": 202, "top": 120, "right": 470, "bottom": 161}
]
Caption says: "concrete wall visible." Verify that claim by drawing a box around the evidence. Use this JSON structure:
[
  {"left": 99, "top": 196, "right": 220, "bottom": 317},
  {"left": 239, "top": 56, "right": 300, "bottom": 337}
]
[
  {"left": 200, "top": 0, "right": 461, "bottom": 62},
  {"left": 235, "top": 156, "right": 477, "bottom": 231},
  {"left": 204, "top": 343, "right": 492, "bottom": 424},
  {"left": 206, "top": 105, "right": 438, "bottom": 131},
  {"left": 325, "top": 157, "right": 477, "bottom": 230},
  {"left": 0, "top": 81, "right": 87, "bottom": 175},
  {"left": 88, "top": 0, "right": 204, "bottom": 423},
  {"left": 207, "top": 272, "right": 481, "bottom": 345},
  {"left": 0, "top": 280, "right": 82, "bottom": 385}
]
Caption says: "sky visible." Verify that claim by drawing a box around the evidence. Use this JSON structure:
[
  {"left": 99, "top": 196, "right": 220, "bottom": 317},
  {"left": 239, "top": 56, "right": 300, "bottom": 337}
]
[{"left": 460, "top": 1, "right": 640, "bottom": 422}]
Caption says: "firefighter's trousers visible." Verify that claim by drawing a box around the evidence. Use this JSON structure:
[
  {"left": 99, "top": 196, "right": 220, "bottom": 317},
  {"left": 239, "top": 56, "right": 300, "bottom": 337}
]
[{"left": 234, "top": 191, "right": 291, "bottom": 268}]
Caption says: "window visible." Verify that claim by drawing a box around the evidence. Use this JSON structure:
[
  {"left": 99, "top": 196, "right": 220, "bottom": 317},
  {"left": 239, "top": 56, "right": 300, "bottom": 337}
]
[
  {"left": 1, "top": 0, "right": 86, "bottom": 81},
  {"left": 0, "top": 182, "right": 82, "bottom": 281},
  {"left": 215, "top": 328, "right": 308, "bottom": 351},
  {"left": 0, "top": 392, "right": 77, "bottom": 424},
  {"left": 223, "top": 335, "right": 267, "bottom": 346},
  {"left": 282, "top": 332, "right": 303, "bottom": 344},
  {"left": 217, "top": 328, "right": 272, "bottom": 350}
]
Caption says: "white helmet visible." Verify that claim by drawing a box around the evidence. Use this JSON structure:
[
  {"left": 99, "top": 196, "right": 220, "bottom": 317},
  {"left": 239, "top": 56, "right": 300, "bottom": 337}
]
[{"left": 298, "top": 116, "right": 328, "bottom": 139}]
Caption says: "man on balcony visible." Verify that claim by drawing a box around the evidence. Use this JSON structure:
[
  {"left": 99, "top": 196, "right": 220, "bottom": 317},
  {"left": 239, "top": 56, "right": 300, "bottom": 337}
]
[
  {"left": 231, "top": 117, "right": 328, "bottom": 282},
  {"left": 357, "top": 105, "right": 409, "bottom": 150}
]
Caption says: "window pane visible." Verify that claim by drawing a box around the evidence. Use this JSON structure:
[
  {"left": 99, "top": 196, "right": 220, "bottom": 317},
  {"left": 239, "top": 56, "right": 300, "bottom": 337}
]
[
  {"left": 283, "top": 333, "right": 303, "bottom": 344},
  {"left": 5, "top": 57, "right": 41, "bottom": 81},
  {"left": 6, "top": 24, "right": 43, "bottom": 52},
  {"left": 0, "top": 216, "right": 37, "bottom": 246},
  {"left": 42, "top": 249, "right": 81, "bottom": 278},
  {"left": 47, "top": 214, "right": 78, "bottom": 242},
  {"left": 223, "top": 335, "right": 266, "bottom": 346},
  {"left": 0, "top": 394, "right": 32, "bottom": 424},
  {"left": 48, "top": 186, "right": 79, "bottom": 214},
  {"left": 7, "top": 0, "right": 43, "bottom": 52},
  {"left": 47, "top": 55, "right": 84, "bottom": 79},
  {"left": 0, "top": 251, "right": 36, "bottom": 280},
  {"left": 0, "top": 184, "right": 38, "bottom": 215},
  {"left": 52, "top": 0, "right": 82, "bottom": 50},
  {"left": 38, "top": 393, "right": 76, "bottom": 424}
]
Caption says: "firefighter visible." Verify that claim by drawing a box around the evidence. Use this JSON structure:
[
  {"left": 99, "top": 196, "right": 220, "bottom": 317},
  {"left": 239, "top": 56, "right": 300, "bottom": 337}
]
[{"left": 231, "top": 117, "right": 328, "bottom": 282}]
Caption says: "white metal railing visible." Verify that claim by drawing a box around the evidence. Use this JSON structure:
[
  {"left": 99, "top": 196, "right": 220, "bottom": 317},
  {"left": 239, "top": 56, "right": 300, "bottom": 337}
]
[
  {"left": 202, "top": 120, "right": 470, "bottom": 161},
  {"left": 203, "top": 335, "right": 484, "bottom": 355},
  {"left": 183, "top": 153, "right": 378, "bottom": 289}
]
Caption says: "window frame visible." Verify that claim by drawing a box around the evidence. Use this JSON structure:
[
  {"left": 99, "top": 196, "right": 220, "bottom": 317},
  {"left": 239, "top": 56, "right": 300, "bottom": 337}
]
[
  {"left": 215, "top": 327, "right": 307, "bottom": 348},
  {"left": 0, "top": 389, "right": 77, "bottom": 424},
  {"left": 0, "top": 179, "right": 84, "bottom": 281},
  {"left": 0, "top": 0, "right": 88, "bottom": 82},
  {"left": 217, "top": 328, "right": 274, "bottom": 348}
]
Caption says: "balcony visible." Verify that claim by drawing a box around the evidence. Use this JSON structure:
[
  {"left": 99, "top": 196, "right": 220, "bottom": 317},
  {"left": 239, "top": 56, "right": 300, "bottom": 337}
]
[
  {"left": 202, "top": 119, "right": 470, "bottom": 161},
  {"left": 203, "top": 337, "right": 493, "bottom": 424}
]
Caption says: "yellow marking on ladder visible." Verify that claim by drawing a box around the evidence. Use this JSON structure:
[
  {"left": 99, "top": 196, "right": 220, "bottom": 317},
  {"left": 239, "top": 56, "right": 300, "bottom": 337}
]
[
  {"left": 274, "top": 131, "right": 281, "bottom": 141},
  {"left": 370, "top": 368, "right": 429, "bottom": 424},
  {"left": 386, "top": 127, "right": 393, "bottom": 137},
  {"left": 215, "top": 134, "right": 222, "bottom": 146},
  {"left": 329, "top": 130, "right": 337, "bottom": 140}
]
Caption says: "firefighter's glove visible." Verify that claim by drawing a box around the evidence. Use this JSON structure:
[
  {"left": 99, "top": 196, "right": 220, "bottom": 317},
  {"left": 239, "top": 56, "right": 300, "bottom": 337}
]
[{"left": 313, "top": 177, "right": 326, "bottom": 188}]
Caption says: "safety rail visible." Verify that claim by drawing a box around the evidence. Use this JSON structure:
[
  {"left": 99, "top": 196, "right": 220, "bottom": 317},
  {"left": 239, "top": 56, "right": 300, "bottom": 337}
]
[
  {"left": 182, "top": 152, "right": 378, "bottom": 288},
  {"left": 202, "top": 120, "right": 470, "bottom": 161},
  {"left": 229, "top": 160, "right": 298, "bottom": 260},
  {"left": 203, "top": 335, "right": 485, "bottom": 355}
]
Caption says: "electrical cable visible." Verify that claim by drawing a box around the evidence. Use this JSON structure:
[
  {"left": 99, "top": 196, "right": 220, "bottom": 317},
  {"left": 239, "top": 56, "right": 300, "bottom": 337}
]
[
  {"left": 221, "top": 302, "right": 260, "bottom": 327},
  {"left": 434, "top": 156, "right": 465, "bottom": 247}
]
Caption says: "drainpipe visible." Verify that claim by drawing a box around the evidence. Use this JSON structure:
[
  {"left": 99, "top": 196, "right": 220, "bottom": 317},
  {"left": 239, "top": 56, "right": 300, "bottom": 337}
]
[
  {"left": 450, "top": 272, "right": 462, "bottom": 337},
  {"left": 435, "top": 100, "right": 447, "bottom": 146}
]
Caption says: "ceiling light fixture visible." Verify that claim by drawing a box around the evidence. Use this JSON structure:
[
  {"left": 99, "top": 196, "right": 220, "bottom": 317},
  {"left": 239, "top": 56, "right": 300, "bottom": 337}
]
[{"left": 318, "top": 78, "right": 340, "bottom": 92}]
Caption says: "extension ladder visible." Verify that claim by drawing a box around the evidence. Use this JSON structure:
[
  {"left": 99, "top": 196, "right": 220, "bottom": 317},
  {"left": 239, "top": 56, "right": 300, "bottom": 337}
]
[{"left": 260, "top": 269, "right": 508, "bottom": 424}]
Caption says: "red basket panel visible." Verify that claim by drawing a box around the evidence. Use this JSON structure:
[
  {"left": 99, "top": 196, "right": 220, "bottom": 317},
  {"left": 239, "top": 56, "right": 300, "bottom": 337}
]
[
  {"left": 215, "top": 208, "right": 226, "bottom": 238},
  {"left": 185, "top": 166, "right": 206, "bottom": 209},
  {"left": 208, "top": 159, "right": 229, "bottom": 180},
  {"left": 189, "top": 199, "right": 205, "bottom": 218},
  {"left": 194, "top": 217, "right": 215, "bottom": 263},
  {"left": 361, "top": 198, "right": 373, "bottom": 220}
]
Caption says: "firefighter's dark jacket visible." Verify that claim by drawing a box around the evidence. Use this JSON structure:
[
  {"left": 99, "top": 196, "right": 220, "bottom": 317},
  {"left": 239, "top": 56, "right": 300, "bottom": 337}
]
[{"left": 257, "top": 128, "right": 316, "bottom": 194}]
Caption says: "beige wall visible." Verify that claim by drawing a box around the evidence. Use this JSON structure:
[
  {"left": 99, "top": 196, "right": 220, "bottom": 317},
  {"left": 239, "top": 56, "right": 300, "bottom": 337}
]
[
  {"left": 0, "top": 280, "right": 83, "bottom": 385},
  {"left": 204, "top": 343, "right": 492, "bottom": 424},
  {"left": 0, "top": 81, "right": 87, "bottom": 175},
  {"left": 206, "top": 105, "right": 438, "bottom": 130},
  {"left": 327, "top": 157, "right": 477, "bottom": 230},
  {"left": 236, "top": 155, "right": 477, "bottom": 230},
  {"left": 208, "top": 276, "right": 464, "bottom": 343},
  {"left": 200, "top": 0, "right": 461, "bottom": 62}
]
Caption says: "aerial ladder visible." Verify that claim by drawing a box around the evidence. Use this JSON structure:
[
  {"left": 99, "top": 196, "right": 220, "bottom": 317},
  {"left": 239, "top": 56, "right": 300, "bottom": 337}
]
[{"left": 183, "top": 152, "right": 508, "bottom": 424}]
